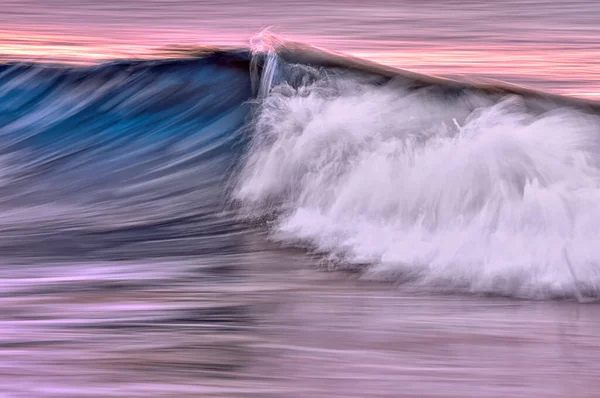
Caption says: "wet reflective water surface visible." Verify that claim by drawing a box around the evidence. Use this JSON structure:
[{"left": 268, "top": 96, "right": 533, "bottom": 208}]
[{"left": 2, "top": 230, "right": 599, "bottom": 397}]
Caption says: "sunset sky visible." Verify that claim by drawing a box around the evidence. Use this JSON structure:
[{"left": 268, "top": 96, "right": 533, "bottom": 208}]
[{"left": 2, "top": 0, "right": 599, "bottom": 98}]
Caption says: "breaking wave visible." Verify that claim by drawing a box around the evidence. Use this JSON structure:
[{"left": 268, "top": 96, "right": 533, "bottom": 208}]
[{"left": 3, "top": 36, "right": 600, "bottom": 299}]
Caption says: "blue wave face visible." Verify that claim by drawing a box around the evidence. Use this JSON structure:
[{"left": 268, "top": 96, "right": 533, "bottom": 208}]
[{"left": 0, "top": 53, "right": 254, "bottom": 259}]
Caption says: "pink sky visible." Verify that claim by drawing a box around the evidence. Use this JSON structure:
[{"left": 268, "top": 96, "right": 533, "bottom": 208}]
[{"left": 2, "top": 0, "right": 599, "bottom": 99}]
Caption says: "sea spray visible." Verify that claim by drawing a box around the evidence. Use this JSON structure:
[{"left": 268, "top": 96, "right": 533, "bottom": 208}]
[{"left": 235, "top": 68, "right": 600, "bottom": 299}]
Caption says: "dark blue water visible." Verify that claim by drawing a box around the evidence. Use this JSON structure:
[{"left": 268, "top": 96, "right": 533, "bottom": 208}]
[{"left": 0, "top": 52, "right": 253, "bottom": 259}]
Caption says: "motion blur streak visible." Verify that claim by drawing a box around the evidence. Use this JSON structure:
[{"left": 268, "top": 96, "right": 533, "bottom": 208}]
[{"left": 0, "top": 34, "right": 600, "bottom": 396}]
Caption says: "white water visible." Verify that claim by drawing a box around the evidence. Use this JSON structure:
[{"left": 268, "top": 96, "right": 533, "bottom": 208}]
[
  {"left": 250, "top": 29, "right": 282, "bottom": 98},
  {"left": 236, "top": 72, "right": 600, "bottom": 299}
]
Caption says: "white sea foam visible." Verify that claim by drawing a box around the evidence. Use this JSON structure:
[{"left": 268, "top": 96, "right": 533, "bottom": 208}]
[{"left": 235, "top": 72, "right": 600, "bottom": 299}]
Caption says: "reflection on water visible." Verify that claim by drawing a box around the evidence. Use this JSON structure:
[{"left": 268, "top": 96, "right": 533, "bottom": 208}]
[
  {"left": 254, "top": 286, "right": 600, "bottom": 398},
  {"left": 0, "top": 257, "right": 252, "bottom": 397},
  {"left": 2, "top": 230, "right": 600, "bottom": 397}
]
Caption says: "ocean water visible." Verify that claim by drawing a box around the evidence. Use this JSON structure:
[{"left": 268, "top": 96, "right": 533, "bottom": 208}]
[{"left": 2, "top": 2, "right": 600, "bottom": 397}]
